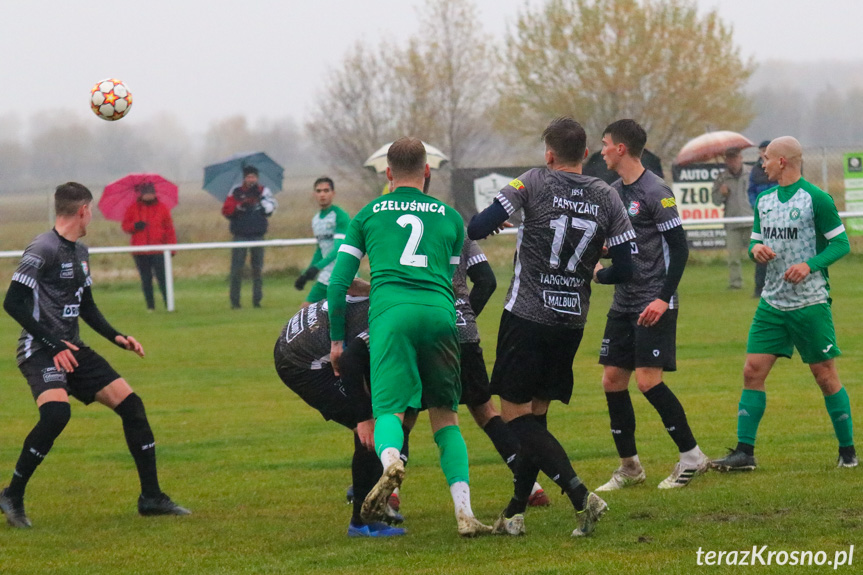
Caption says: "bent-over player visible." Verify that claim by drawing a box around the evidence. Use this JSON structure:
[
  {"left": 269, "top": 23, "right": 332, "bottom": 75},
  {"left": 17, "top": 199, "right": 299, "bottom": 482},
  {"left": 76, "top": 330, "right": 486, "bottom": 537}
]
[{"left": 274, "top": 290, "right": 411, "bottom": 537}]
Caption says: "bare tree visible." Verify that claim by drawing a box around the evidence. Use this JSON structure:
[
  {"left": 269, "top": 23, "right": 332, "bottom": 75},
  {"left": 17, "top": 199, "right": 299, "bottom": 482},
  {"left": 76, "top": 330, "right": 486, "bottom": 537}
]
[
  {"left": 415, "top": 0, "right": 500, "bottom": 169},
  {"left": 306, "top": 0, "right": 502, "bottom": 197},
  {"left": 306, "top": 42, "right": 402, "bottom": 194},
  {"left": 494, "top": 0, "right": 755, "bottom": 160}
]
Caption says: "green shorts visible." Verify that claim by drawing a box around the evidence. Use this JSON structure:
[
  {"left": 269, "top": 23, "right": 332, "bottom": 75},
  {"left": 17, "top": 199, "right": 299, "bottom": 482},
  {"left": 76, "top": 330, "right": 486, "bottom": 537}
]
[
  {"left": 747, "top": 300, "right": 840, "bottom": 364},
  {"left": 368, "top": 303, "right": 461, "bottom": 418},
  {"left": 305, "top": 281, "right": 328, "bottom": 303}
]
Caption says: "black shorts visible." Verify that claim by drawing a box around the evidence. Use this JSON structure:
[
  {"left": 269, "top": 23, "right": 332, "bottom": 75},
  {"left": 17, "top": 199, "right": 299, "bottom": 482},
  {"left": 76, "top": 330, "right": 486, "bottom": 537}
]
[
  {"left": 598, "top": 308, "right": 678, "bottom": 372},
  {"left": 274, "top": 354, "right": 371, "bottom": 430},
  {"left": 459, "top": 342, "right": 491, "bottom": 407},
  {"left": 490, "top": 310, "right": 584, "bottom": 405},
  {"left": 19, "top": 347, "right": 121, "bottom": 405}
]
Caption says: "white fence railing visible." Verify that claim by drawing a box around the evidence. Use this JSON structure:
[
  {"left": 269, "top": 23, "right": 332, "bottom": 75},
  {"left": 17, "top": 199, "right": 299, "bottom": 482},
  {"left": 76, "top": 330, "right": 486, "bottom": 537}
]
[{"left": 2, "top": 212, "right": 861, "bottom": 312}]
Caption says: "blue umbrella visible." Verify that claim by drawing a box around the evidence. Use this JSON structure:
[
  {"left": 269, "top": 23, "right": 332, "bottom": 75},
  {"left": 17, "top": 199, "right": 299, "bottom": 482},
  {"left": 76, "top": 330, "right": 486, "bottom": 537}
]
[{"left": 202, "top": 151, "right": 284, "bottom": 201}]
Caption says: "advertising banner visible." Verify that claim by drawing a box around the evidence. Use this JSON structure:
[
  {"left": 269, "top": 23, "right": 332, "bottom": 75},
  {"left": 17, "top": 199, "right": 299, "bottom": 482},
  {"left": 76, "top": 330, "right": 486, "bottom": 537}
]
[
  {"left": 671, "top": 163, "right": 726, "bottom": 248},
  {"left": 844, "top": 152, "right": 863, "bottom": 236}
]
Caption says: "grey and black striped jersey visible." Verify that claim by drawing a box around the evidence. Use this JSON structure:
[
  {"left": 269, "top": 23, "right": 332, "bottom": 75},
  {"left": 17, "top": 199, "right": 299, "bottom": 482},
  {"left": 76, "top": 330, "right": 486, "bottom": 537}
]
[
  {"left": 278, "top": 298, "right": 369, "bottom": 370},
  {"left": 495, "top": 168, "right": 635, "bottom": 328},
  {"left": 12, "top": 230, "right": 92, "bottom": 365},
  {"left": 610, "top": 169, "right": 683, "bottom": 313}
]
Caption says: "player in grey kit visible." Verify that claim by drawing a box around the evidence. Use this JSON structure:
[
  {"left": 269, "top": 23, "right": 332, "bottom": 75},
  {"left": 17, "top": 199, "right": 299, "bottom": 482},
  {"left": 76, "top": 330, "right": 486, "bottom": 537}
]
[
  {"left": 468, "top": 117, "right": 635, "bottom": 537},
  {"left": 594, "top": 120, "right": 709, "bottom": 492},
  {"left": 1, "top": 182, "right": 188, "bottom": 529},
  {"left": 274, "top": 288, "right": 410, "bottom": 537}
]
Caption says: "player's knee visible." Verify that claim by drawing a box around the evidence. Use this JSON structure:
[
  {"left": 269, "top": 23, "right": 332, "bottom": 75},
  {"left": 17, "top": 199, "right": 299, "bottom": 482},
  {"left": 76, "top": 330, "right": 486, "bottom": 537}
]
[
  {"left": 742, "top": 361, "right": 768, "bottom": 387},
  {"left": 114, "top": 393, "right": 148, "bottom": 426},
  {"left": 468, "top": 401, "right": 496, "bottom": 427},
  {"left": 39, "top": 401, "right": 71, "bottom": 436}
]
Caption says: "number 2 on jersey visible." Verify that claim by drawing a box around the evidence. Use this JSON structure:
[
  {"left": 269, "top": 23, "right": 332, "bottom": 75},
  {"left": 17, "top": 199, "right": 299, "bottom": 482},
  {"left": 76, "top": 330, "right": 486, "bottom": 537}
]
[
  {"left": 397, "top": 214, "right": 428, "bottom": 268},
  {"left": 549, "top": 215, "right": 597, "bottom": 272}
]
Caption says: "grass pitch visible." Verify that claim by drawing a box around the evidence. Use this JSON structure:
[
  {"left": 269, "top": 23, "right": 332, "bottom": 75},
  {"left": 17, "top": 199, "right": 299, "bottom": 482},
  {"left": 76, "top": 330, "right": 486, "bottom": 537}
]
[{"left": 1, "top": 256, "right": 861, "bottom": 574}]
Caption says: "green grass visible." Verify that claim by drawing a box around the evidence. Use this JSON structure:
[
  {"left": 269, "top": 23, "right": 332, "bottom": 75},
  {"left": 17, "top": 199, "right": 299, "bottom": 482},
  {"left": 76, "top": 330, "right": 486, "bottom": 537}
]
[{"left": 1, "top": 257, "right": 862, "bottom": 574}]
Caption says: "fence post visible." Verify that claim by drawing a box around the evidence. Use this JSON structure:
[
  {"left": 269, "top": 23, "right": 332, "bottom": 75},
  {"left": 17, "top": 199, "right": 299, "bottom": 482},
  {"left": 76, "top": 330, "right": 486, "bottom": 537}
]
[{"left": 164, "top": 249, "right": 175, "bottom": 312}]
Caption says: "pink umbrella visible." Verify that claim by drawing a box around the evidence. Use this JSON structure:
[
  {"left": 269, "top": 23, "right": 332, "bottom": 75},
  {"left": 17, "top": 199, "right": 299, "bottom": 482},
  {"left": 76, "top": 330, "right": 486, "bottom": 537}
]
[
  {"left": 675, "top": 131, "right": 755, "bottom": 166},
  {"left": 98, "top": 173, "right": 179, "bottom": 222}
]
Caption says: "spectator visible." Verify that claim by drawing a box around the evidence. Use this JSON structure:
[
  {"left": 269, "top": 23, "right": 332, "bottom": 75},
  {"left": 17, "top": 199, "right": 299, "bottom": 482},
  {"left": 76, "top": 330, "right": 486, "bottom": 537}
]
[
  {"left": 121, "top": 183, "right": 177, "bottom": 311},
  {"left": 221, "top": 166, "right": 277, "bottom": 309},
  {"left": 712, "top": 148, "right": 753, "bottom": 290}
]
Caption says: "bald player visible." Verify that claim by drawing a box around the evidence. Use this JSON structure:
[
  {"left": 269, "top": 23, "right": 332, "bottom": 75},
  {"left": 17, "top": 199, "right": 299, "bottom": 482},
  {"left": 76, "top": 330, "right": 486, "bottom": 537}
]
[{"left": 711, "top": 137, "right": 857, "bottom": 471}]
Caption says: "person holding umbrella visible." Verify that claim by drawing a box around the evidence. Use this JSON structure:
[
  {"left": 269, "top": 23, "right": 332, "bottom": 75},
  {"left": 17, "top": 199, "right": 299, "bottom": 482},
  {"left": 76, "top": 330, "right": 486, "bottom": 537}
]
[
  {"left": 122, "top": 182, "right": 177, "bottom": 311},
  {"left": 221, "top": 165, "right": 277, "bottom": 309},
  {"left": 711, "top": 147, "right": 753, "bottom": 290}
]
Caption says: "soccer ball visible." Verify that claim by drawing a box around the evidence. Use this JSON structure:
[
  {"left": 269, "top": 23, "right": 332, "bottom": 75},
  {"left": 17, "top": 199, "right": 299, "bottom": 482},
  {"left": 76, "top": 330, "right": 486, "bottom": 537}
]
[{"left": 90, "top": 78, "right": 133, "bottom": 121}]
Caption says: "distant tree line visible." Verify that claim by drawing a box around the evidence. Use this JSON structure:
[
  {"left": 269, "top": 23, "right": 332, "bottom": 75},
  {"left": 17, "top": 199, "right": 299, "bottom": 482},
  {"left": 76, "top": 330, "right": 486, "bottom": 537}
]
[
  {"left": 2, "top": 0, "right": 861, "bottom": 198},
  {"left": 0, "top": 113, "right": 320, "bottom": 194}
]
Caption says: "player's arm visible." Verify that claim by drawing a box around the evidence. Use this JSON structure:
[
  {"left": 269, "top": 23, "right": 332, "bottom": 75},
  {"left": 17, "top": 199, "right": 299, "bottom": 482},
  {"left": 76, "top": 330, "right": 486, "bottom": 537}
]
[
  {"left": 328, "top": 218, "right": 365, "bottom": 374},
  {"left": 78, "top": 286, "right": 143, "bottom": 356},
  {"left": 657, "top": 225, "right": 689, "bottom": 303},
  {"left": 468, "top": 174, "right": 532, "bottom": 240},
  {"left": 466, "top": 260, "right": 496, "bottom": 317},
  {"left": 786, "top": 191, "right": 850, "bottom": 284},
  {"left": 748, "top": 200, "right": 775, "bottom": 264},
  {"left": 3, "top": 282, "right": 66, "bottom": 353},
  {"left": 451, "top": 220, "right": 465, "bottom": 276},
  {"left": 467, "top": 201, "right": 509, "bottom": 240},
  {"left": 593, "top": 243, "right": 633, "bottom": 284},
  {"left": 340, "top": 335, "right": 374, "bottom": 448},
  {"left": 295, "top": 246, "right": 323, "bottom": 290}
]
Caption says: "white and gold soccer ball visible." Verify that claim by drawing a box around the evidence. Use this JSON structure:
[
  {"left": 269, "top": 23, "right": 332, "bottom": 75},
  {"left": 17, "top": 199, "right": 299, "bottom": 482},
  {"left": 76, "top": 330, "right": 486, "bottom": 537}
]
[{"left": 89, "top": 78, "right": 133, "bottom": 121}]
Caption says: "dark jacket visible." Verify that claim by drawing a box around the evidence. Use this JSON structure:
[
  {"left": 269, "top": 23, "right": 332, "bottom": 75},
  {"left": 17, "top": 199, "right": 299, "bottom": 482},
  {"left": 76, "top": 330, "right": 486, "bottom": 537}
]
[
  {"left": 221, "top": 185, "right": 277, "bottom": 237},
  {"left": 748, "top": 161, "right": 775, "bottom": 207}
]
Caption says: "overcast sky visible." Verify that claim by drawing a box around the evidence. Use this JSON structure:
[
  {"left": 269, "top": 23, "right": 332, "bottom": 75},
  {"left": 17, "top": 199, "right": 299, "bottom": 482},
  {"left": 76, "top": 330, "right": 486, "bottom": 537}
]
[{"left": 1, "top": 0, "right": 860, "bottom": 134}]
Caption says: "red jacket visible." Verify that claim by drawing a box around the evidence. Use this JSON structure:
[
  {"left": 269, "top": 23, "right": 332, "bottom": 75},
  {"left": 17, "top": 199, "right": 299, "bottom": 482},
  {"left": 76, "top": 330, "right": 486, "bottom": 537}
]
[{"left": 122, "top": 199, "right": 177, "bottom": 255}]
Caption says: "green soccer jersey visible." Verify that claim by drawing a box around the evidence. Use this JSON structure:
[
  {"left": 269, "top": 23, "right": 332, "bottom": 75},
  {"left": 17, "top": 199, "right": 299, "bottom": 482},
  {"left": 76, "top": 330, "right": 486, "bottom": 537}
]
[
  {"left": 328, "top": 187, "right": 464, "bottom": 341},
  {"left": 750, "top": 177, "right": 850, "bottom": 310},
  {"left": 308, "top": 205, "right": 351, "bottom": 285}
]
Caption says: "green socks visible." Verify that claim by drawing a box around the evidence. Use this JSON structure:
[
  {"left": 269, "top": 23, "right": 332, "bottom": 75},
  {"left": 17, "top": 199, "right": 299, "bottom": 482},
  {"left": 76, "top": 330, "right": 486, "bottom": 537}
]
[
  {"left": 737, "top": 389, "right": 767, "bottom": 447},
  {"left": 434, "top": 425, "right": 470, "bottom": 486},
  {"left": 374, "top": 414, "right": 405, "bottom": 458},
  {"left": 824, "top": 387, "right": 854, "bottom": 448}
]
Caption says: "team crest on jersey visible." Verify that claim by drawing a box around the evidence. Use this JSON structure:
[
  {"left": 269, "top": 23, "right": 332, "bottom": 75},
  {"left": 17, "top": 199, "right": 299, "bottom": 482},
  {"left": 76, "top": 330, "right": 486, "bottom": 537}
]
[
  {"left": 628, "top": 201, "right": 641, "bottom": 216},
  {"left": 81, "top": 261, "right": 89, "bottom": 275},
  {"left": 789, "top": 207, "right": 801, "bottom": 221}
]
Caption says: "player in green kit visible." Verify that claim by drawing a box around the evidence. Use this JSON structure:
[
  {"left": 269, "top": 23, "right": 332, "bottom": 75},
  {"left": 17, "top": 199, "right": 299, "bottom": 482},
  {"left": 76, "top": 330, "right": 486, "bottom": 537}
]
[
  {"left": 712, "top": 137, "right": 857, "bottom": 471},
  {"left": 327, "top": 138, "right": 492, "bottom": 537},
  {"left": 294, "top": 177, "right": 351, "bottom": 306}
]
